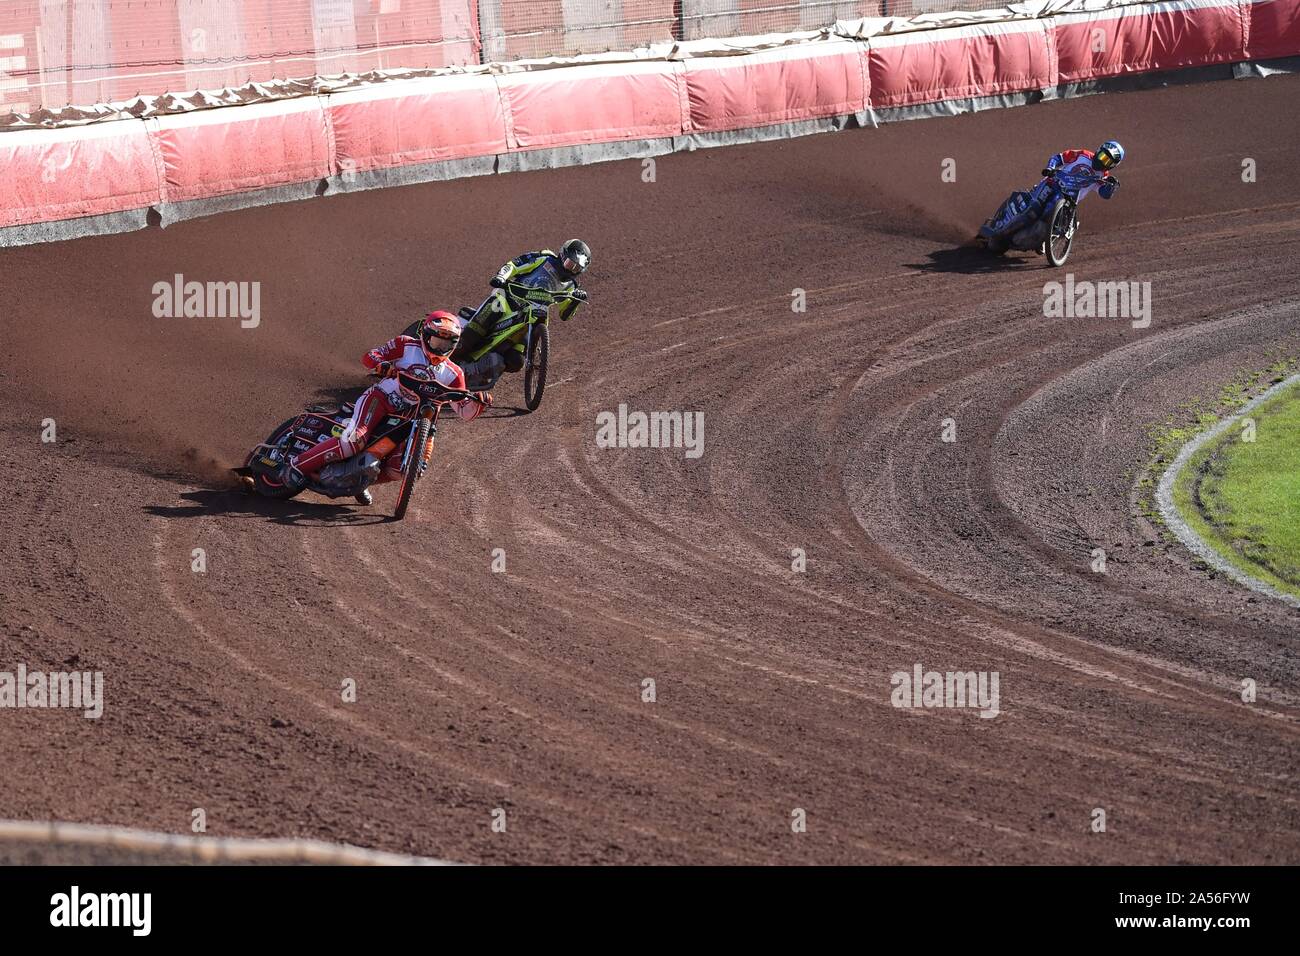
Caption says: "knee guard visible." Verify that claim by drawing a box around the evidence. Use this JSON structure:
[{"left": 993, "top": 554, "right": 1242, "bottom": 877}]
[{"left": 462, "top": 351, "right": 506, "bottom": 388}]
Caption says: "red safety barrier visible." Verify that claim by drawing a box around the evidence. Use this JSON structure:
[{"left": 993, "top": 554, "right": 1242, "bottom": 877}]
[
  {"left": 682, "top": 41, "right": 868, "bottom": 132},
  {"left": 153, "top": 98, "right": 332, "bottom": 204},
  {"left": 869, "top": 21, "right": 1054, "bottom": 108},
  {"left": 1053, "top": 1, "right": 1247, "bottom": 84},
  {"left": 498, "top": 63, "right": 684, "bottom": 149},
  {"left": 4, "top": 0, "right": 1300, "bottom": 235},
  {"left": 329, "top": 74, "right": 508, "bottom": 174},
  {"left": 1243, "top": 0, "right": 1300, "bottom": 60},
  {"left": 0, "top": 121, "right": 161, "bottom": 228}
]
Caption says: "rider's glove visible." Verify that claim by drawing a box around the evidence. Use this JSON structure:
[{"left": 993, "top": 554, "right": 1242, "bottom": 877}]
[
  {"left": 489, "top": 276, "right": 506, "bottom": 289},
  {"left": 1041, "top": 167, "right": 1055, "bottom": 178},
  {"left": 376, "top": 360, "right": 393, "bottom": 377},
  {"left": 1099, "top": 178, "right": 1119, "bottom": 199},
  {"left": 476, "top": 391, "right": 493, "bottom": 407},
  {"left": 571, "top": 289, "right": 588, "bottom": 302}
]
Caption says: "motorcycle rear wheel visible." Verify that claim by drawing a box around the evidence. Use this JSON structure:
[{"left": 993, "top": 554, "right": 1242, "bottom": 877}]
[{"left": 248, "top": 420, "right": 302, "bottom": 499}]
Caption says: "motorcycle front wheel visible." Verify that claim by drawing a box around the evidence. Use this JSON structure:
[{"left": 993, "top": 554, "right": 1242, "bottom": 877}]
[
  {"left": 523, "top": 323, "right": 549, "bottom": 412},
  {"left": 393, "top": 416, "right": 432, "bottom": 520},
  {"left": 1045, "top": 199, "right": 1077, "bottom": 267}
]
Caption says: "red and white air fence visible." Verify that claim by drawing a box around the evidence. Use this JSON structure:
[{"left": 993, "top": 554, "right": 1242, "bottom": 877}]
[{"left": 1, "top": 0, "right": 1297, "bottom": 242}]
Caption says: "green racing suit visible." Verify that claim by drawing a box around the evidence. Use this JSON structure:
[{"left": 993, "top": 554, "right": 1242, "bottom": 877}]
[{"left": 454, "top": 250, "right": 584, "bottom": 383}]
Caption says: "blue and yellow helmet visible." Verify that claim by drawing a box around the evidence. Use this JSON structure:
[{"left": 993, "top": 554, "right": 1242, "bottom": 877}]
[{"left": 1094, "top": 140, "right": 1125, "bottom": 171}]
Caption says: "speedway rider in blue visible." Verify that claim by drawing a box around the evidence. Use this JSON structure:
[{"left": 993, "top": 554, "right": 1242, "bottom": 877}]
[
  {"left": 984, "top": 140, "right": 1124, "bottom": 246},
  {"left": 454, "top": 240, "right": 591, "bottom": 387}
]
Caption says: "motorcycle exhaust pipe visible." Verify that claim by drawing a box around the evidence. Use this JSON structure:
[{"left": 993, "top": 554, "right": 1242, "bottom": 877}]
[{"left": 316, "top": 452, "right": 382, "bottom": 494}]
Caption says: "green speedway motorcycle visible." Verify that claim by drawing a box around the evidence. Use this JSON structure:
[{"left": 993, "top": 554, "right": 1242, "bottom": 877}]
[{"left": 402, "top": 282, "right": 583, "bottom": 412}]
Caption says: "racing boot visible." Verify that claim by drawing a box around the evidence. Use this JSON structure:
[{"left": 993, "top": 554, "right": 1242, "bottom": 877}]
[
  {"left": 278, "top": 458, "right": 308, "bottom": 490},
  {"left": 461, "top": 351, "right": 506, "bottom": 390}
]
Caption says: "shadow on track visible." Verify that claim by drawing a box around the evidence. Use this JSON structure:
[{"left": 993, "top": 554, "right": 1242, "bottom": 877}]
[
  {"left": 908, "top": 245, "right": 1038, "bottom": 275},
  {"left": 145, "top": 490, "right": 391, "bottom": 527},
  {"left": 308, "top": 382, "right": 368, "bottom": 408},
  {"left": 477, "top": 405, "right": 531, "bottom": 420}
]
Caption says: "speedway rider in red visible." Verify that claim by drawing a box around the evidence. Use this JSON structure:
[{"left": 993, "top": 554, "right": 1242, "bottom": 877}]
[{"left": 283, "top": 312, "right": 488, "bottom": 503}]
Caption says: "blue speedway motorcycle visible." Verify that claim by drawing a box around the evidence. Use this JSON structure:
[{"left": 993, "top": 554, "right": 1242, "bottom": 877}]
[{"left": 977, "top": 167, "right": 1111, "bottom": 267}]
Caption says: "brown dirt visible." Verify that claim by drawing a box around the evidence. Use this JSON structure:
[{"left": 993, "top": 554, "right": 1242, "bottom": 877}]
[{"left": 1, "top": 75, "right": 1298, "bottom": 864}]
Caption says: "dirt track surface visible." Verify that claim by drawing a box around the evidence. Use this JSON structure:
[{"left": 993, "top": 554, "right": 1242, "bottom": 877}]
[{"left": 2, "top": 75, "right": 1298, "bottom": 865}]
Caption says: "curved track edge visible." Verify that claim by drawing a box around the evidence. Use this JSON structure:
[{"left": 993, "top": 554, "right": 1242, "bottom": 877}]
[
  {"left": 0, "top": 819, "right": 461, "bottom": 866},
  {"left": 1156, "top": 372, "right": 1300, "bottom": 610}
]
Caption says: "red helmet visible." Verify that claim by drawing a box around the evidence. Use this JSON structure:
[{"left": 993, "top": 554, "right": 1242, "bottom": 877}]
[{"left": 420, "top": 311, "right": 461, "bottom": 362}]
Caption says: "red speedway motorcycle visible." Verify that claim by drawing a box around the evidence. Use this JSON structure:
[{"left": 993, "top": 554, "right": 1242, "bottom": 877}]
[{"left": 235, "top": 366, "right": 483, "bottom": 520}]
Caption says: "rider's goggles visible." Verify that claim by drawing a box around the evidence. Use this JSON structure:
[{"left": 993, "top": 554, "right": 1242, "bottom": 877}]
[{"left": 423, "top": 331, "right": 457, "bottom": 353}]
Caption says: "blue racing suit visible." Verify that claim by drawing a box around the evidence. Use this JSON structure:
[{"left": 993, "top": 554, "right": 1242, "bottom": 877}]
[{"left": 985, "top": 148, "right": 1119, "bottom": 240}]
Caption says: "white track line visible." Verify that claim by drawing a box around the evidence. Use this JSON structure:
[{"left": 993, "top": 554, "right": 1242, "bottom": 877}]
[
  {"left": 1155, "top": 371, "right": 1300, "bottom": 610},
  {"left": 0, "top": 819, "right": 461, "bottom": 866}
]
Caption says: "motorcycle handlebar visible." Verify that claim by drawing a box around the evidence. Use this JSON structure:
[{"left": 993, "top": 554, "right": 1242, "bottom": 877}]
[
  {"left": 431, "top": 384, "right": 488, "bottom": 405},
  {"left": 380, "top": 369, "right": 485, "bottom": 405},
  {"left": 504, "top": 281, "right": 584, "bottom": 303},
  {"left": 418, "top": 383, "right": 478, "bottom": 404}
]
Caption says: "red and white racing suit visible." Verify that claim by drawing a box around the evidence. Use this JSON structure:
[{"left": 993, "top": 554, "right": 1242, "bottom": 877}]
[
  {"left": 1043, "top": 148, "right": 1116, "bottom": 201},
  {"left": 293, "top": 335, "right": 482, "bottom": 483}
]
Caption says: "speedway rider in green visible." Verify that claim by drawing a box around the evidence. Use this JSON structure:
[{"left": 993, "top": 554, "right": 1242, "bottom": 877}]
[{"left": 454, "top": 239, "right": 591, "bottom": 389}]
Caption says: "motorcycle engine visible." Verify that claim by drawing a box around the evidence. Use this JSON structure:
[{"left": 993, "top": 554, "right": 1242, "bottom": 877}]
[{"left": 316, "top": 452, "right": 382, "bottom": 494}]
